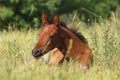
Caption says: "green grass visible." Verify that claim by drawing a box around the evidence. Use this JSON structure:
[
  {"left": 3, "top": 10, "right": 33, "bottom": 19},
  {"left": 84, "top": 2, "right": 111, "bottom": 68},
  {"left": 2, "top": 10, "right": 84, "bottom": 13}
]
[{"left": 0, "top": 15, "right": 120, "bottom": 80}]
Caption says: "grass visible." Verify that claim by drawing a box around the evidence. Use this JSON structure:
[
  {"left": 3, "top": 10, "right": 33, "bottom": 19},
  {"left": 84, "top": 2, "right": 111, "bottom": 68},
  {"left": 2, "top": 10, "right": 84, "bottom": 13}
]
[{"left": 0, "top": 15, "right": 120, "bottom": 80}]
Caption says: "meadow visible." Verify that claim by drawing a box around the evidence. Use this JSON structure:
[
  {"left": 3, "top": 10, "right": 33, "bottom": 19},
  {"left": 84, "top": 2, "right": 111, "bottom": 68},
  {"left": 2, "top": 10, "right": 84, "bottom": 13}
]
[{"left": 0, "top": 14, "right": 120, "bottom": 80}]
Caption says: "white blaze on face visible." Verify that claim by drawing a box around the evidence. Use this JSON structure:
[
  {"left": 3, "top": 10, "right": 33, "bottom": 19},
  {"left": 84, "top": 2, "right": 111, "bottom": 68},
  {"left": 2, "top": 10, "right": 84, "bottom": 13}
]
[{"left": 45, "top": 27, "right": 48, "bottom": 32}]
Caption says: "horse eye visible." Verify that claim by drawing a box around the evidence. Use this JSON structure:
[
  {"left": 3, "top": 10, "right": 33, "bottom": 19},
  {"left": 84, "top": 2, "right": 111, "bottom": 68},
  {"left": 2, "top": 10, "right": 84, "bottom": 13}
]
[{"left": 50, "top": 35, "right": 54, "bottom": 39}]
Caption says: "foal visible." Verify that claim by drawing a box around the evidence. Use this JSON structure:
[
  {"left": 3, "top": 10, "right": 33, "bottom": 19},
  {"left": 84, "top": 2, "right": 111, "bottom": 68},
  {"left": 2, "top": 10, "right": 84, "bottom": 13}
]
[{"left": 32, "top": 13, "right": 92, "bottom": 70}]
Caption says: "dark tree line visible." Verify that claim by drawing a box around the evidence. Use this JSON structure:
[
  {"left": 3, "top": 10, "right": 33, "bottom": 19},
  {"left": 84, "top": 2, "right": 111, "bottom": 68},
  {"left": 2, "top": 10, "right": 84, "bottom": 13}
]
[{"left": 0, "top": 0, "right": 118, "bottom": 30}]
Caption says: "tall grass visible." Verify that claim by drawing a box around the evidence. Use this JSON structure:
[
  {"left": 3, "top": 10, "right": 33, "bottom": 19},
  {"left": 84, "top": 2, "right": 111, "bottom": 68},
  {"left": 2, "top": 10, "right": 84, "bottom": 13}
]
[{"left": 0, "top": 14, "right": 120, "bottom": 80}]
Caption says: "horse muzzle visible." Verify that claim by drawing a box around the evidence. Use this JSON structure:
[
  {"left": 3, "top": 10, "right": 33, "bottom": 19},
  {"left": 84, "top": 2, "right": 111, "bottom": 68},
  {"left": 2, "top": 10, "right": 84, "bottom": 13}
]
[{"left": 32, "top": 49, "right": 44, "bottom": 59}]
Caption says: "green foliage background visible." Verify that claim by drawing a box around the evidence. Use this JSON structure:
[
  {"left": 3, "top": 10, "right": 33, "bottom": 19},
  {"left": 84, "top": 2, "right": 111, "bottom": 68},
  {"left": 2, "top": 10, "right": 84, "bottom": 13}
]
[
  {"left": 0, "top": 14, "right": 120, "bottom": 80},
  {"left": 0, "top": 0, "right": 118, "bottom": 30},
  {"left": 0, "top": 1, "right": 120, "bottom": 79}
]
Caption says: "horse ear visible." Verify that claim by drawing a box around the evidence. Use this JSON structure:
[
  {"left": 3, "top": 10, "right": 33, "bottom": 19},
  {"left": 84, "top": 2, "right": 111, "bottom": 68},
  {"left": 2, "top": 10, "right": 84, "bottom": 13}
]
[
  {"left": 42, "top": 12, "right": 48, "bottom": 24},
  {"left": 53, "top": 15, "right": 59, "bottom": 26}
]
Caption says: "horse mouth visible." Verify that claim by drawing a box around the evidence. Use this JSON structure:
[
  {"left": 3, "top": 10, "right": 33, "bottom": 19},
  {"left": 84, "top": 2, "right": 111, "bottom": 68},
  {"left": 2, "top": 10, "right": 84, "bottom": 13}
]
[
  {"left": 34, "top": 53, "right": 43, "bottom": 59},
  {"left": 32, "top": 50, "right": 43, "bottom": 59}
]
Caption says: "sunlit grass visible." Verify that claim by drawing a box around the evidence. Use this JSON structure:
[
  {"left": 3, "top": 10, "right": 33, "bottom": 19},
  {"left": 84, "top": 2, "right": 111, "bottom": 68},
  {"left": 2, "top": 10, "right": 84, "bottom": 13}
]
[{"left": 0, "top": 15, "right": 120, "bottom": 80}]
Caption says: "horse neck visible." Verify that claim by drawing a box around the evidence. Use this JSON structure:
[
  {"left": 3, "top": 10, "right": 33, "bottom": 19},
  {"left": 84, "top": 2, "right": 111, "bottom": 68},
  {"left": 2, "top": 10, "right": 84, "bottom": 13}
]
[
  {"left": 60, "top": 27, "right": 88, "bottom": 53},
  {"left": 60, "top": 27, "right": 81, "bottom": 45},
  {"left": 60, "top": 27, "right": 92, "bottom": 66}
]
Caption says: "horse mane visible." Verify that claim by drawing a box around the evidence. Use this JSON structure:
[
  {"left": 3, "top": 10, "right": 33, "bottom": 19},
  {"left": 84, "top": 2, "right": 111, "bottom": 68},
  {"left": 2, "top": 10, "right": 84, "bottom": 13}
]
[
  {"left": 69, "top": 28, "right": 88, "bottom": 44},
  {"left": 47, "top": 19, "right": 88, "bottom": 44},
  {"left": 59, "top": 22, "right": 88, "bottom": 44}
]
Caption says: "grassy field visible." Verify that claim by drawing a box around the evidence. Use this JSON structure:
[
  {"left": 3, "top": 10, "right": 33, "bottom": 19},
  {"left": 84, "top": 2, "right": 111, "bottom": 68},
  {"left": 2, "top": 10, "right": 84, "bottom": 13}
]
[{"left": 0, "top": 15, "right": 120, "bottom": 80}]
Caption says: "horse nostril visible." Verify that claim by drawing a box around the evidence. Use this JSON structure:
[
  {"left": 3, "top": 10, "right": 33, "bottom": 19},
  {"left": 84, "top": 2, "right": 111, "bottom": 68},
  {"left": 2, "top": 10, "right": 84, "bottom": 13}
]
[
  {"left": 35, "top": 50, "right": 39, "bottom": 54},
  {"left": 32, "top": 49, "right": 43, "bottom": 58}
]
